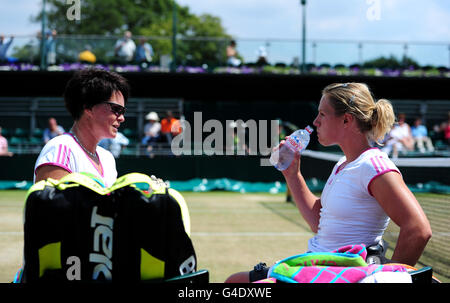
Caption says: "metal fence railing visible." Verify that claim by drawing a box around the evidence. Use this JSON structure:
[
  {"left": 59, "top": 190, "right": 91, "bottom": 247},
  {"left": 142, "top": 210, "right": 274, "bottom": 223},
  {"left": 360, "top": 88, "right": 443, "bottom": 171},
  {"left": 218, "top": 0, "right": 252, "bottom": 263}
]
[{"left": 2, "top": 35, "right": 449, "bottom": 73}]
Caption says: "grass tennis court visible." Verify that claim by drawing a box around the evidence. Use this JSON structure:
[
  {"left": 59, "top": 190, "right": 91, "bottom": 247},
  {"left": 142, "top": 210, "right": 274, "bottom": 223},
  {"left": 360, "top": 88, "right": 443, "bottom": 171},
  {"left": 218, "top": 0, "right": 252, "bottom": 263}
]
[{"left": 0, "top": 190, "right": 448, "bottom": 283}]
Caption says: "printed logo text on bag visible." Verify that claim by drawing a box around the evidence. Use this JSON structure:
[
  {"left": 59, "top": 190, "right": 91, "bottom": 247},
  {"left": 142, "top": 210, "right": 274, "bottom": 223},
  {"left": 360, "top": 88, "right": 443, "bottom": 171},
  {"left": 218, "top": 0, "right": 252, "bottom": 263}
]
[{"left": 89, "top": 206, "right": 114, "bottom": 280}]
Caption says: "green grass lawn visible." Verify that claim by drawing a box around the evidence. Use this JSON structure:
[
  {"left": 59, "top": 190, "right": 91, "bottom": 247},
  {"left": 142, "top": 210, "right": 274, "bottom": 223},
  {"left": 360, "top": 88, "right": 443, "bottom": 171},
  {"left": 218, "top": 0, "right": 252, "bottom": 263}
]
[{"left": 0, "top": 190, "right": 448, "bottom": 283}]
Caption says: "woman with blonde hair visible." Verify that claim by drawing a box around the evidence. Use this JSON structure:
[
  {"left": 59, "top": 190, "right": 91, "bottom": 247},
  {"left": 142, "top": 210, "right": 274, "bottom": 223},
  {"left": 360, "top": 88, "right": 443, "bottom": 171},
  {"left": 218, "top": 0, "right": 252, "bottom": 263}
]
[{"left": 226, "top": 82, "right": 432, "bottom": 283}]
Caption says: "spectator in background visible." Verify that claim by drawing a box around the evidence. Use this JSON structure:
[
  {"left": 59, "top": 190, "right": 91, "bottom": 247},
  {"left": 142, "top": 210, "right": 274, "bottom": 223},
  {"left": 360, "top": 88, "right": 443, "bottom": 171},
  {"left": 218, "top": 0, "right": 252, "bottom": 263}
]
[
  {"left": 98, "top": 131, "right": 129, "bottom": 158},
  {"left": 226, "top": 40, "right": 241, "bottom": 67},
  {"left": 45, "top": 29, "right": 57, "bottom": 66},
  {"left": 114, "top": 31, "right": 136, "bottom": 64},
  {"left": 0, "top": 126, "right": 13, "bottom": 157},
  {"left": 411, "top": 117, "right": 434, "bottom": 153},
  {"left": 444, "top": 112, "right": 450, "bottom": 144},
  {"left": 382, "top": 113, "right": 414, "bottom": 158},
  {"left": 433, "top": 111, "right": 450, "bottom": 145},
  {"left": 225, "top": 121, "right": 250, "bottom": 155},
  {"left": 135, "top": 37, "right": 154, "bottom": 68},
  {"left": 43, "top": 117, "right": 65, "bottom": 143},
  {"left": 78, "top": 45, "right": 96, "bottom": 64},
  {"left": 0, "top": 34, "right": 14, "bottom": 63},
  {"left": 142, "top": 111, "right": 161, "bottom": 157},
  {"left": 256, "top": 46, "right": 269, "bottom": 66},
  {"left": 160, "top": 111, "right": 181, "bottom": 145}
]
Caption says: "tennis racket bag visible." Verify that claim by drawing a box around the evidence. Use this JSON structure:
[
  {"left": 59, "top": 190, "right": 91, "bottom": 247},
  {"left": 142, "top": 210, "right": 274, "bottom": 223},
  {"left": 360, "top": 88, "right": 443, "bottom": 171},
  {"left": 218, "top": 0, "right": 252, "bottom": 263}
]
[{"left": 21, "top": 172, "right": 196, "bottom": 282}]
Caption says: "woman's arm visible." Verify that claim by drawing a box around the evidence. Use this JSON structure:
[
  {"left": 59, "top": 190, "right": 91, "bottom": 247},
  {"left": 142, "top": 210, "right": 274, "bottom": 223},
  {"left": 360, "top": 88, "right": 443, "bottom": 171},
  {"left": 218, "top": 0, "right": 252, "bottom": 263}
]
[
  {"left": 370, "top": 172, "right": 432, "bottom": 266},
  {"left": 281, "top": 145, "right": 322, "bottom": 233},
  {"left": 35, "top": 165, "right": 70, "bottom": 183}
]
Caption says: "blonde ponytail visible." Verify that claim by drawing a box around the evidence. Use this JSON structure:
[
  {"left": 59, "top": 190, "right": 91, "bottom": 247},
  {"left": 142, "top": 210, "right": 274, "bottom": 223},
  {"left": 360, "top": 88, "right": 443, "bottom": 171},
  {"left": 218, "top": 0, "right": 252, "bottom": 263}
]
[
  {"left": 370, "top": 99, "right": 396, "bottom": 144},
  {"left": 323, "top": 83, "right": 396, "bottom": 145}
]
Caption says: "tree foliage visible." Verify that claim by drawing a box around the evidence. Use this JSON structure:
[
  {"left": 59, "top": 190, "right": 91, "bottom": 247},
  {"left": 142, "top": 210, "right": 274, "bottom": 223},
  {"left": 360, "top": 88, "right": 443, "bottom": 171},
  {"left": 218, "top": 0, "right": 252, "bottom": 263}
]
[
  {"left": 29, "top": 0, "right": 232, "bottom": 65},
  {"left": 362, "top": 55, "right": 419, "bottom": 69}
]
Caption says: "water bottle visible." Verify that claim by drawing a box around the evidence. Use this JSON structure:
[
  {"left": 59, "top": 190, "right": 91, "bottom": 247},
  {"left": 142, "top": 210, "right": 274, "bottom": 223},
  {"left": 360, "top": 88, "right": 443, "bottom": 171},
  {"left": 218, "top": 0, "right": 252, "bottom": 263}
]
[{"left": 269, "top": 125, "right": 313, "bottom": 171}]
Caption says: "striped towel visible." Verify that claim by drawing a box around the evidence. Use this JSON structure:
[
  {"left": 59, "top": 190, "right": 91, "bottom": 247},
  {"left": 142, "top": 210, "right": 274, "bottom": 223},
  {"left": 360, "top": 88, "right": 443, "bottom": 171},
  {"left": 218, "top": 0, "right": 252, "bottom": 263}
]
[{"left": 255, "top": 244, "right": 408, "bottom": 283}]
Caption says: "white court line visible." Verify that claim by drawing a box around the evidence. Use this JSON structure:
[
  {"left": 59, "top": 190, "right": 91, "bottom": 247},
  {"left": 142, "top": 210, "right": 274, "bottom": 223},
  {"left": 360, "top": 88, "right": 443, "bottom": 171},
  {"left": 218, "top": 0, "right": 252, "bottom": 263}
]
[
  {"left": 0, "top": 231, "right": 313, "bottom": 236},
  {"left": 190, "top": 209, "right": 297, "bottom": 213},
  {"left": 0, "top": 232, "right": 23, "bottom": 236},
  {"left": 192, "top": 232, "right": 313, "bottom": 237}
]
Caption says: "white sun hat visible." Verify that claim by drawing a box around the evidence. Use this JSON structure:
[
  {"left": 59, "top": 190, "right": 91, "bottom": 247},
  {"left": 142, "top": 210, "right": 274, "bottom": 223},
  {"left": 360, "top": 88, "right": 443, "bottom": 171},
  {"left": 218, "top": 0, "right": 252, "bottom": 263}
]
[{"left": 145, "top": 111, "right": 160, "bottom": 121}]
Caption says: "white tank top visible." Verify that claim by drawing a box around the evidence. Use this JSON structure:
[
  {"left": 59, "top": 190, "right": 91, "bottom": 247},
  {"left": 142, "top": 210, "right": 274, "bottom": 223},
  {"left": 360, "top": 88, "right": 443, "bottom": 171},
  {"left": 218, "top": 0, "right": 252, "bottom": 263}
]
[
  {"left": 308, "top": 147, "right": 400, "bottom": 252},
  {"left": 34, "top": 133, "right": 118, "bottom": 187}
]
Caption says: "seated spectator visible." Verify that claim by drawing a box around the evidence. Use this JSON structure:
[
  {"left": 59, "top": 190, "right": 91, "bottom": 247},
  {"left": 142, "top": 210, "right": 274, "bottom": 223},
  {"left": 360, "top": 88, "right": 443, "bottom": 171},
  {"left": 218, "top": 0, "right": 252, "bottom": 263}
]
[
  {"left": 142, "top": 112, "right": 161, "bottom": 156},
  {"left": 0, "top": 34, "right": 14, "bottom": 63},
  {"left": 98, "top": 131, "right": 129, "bottom": 158},
  {"left": 114, "top": 31, "right": 136, "bottom": 64},
  {"left": 135, "top": 37, "right": 154, "bottom": 68},
  {"left": 225, "top": 121, "right": 250, "bottom": 155},
  {"left": 411, "top": 117, "right": 434, "bottom": 153},
  {"left": 0, "top": 126, "right": 13, "bottom": 157},
  {"left": 444, "top": 112, "right": 450, "bottom": 145},
  {"left": 45, "top": 29, "right": 57, "bottom": 66},
  {"left": 226, "top": 40, "right": 241, "bottom": 67},
  {"left": 78, "top": 45, "right": 96, "bottom": 64},
  {"left": 381, "top": 113, "right": 414, "bottom": 158},
  {"left": 160, "top": 111, "right": 182, "bottom": 145},
  {"left": 433, "top": 111, "right": 450, "bottom": 145},
  {"left": 256, "top": 46, "right": 269, "bottom": 67},
  {"left": 43, "top": 117, "right": 65, "bottom": 143}
]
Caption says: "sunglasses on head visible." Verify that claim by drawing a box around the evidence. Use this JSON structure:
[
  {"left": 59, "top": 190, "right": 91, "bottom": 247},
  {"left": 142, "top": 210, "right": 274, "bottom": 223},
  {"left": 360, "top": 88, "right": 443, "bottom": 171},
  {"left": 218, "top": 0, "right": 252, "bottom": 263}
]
[{"left": 103, "top": 102, "right": 126, "bottom": 117}]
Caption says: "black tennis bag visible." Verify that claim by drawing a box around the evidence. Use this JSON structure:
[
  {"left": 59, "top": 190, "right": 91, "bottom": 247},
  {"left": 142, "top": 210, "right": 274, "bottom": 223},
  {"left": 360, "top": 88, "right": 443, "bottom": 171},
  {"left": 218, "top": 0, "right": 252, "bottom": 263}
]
[{"left": 21, "top": 173, "right": 196, "bottom": 282}]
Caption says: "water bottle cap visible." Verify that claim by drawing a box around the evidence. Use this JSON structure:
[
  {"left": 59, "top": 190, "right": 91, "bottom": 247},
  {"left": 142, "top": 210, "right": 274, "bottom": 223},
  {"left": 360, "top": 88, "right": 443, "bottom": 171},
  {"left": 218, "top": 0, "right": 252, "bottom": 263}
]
[{"left": 305, "top": 125, "right": 313, "bottom": 134}]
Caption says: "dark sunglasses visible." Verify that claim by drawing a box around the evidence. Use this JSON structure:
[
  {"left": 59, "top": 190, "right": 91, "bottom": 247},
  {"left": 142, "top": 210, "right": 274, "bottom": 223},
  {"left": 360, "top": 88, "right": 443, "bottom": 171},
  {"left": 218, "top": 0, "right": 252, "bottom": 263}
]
[{"left": 103, "top": 102, "right": 126, "bottom": 117}]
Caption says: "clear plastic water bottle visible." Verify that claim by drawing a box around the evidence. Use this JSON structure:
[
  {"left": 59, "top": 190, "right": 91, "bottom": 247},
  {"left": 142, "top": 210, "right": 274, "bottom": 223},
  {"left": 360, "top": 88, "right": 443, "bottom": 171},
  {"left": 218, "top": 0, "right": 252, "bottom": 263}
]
[{"left": 269, "top": 125, "right": 313, "bottom": 171}]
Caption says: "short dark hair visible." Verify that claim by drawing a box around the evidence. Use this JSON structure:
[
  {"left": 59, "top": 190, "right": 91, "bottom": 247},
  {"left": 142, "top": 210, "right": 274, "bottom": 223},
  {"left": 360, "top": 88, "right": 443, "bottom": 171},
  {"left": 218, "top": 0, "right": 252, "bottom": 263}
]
[{"left": 64, "top": 68, "right": 130, "bottom": 120}]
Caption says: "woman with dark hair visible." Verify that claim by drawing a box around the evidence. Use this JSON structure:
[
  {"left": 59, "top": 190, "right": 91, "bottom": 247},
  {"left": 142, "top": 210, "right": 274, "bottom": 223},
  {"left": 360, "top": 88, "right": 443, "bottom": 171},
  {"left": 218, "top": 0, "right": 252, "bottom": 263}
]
[{"left": 34, "top": 68, "right": 129, "bottom": 187}]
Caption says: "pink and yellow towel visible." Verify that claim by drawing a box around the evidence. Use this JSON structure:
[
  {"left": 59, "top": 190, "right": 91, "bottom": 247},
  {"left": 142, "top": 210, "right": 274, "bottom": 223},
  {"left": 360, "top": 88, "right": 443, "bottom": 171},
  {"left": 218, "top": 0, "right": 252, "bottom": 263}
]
[{"left": 255, "top": 244, "right": 408, "bottom": 283}]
